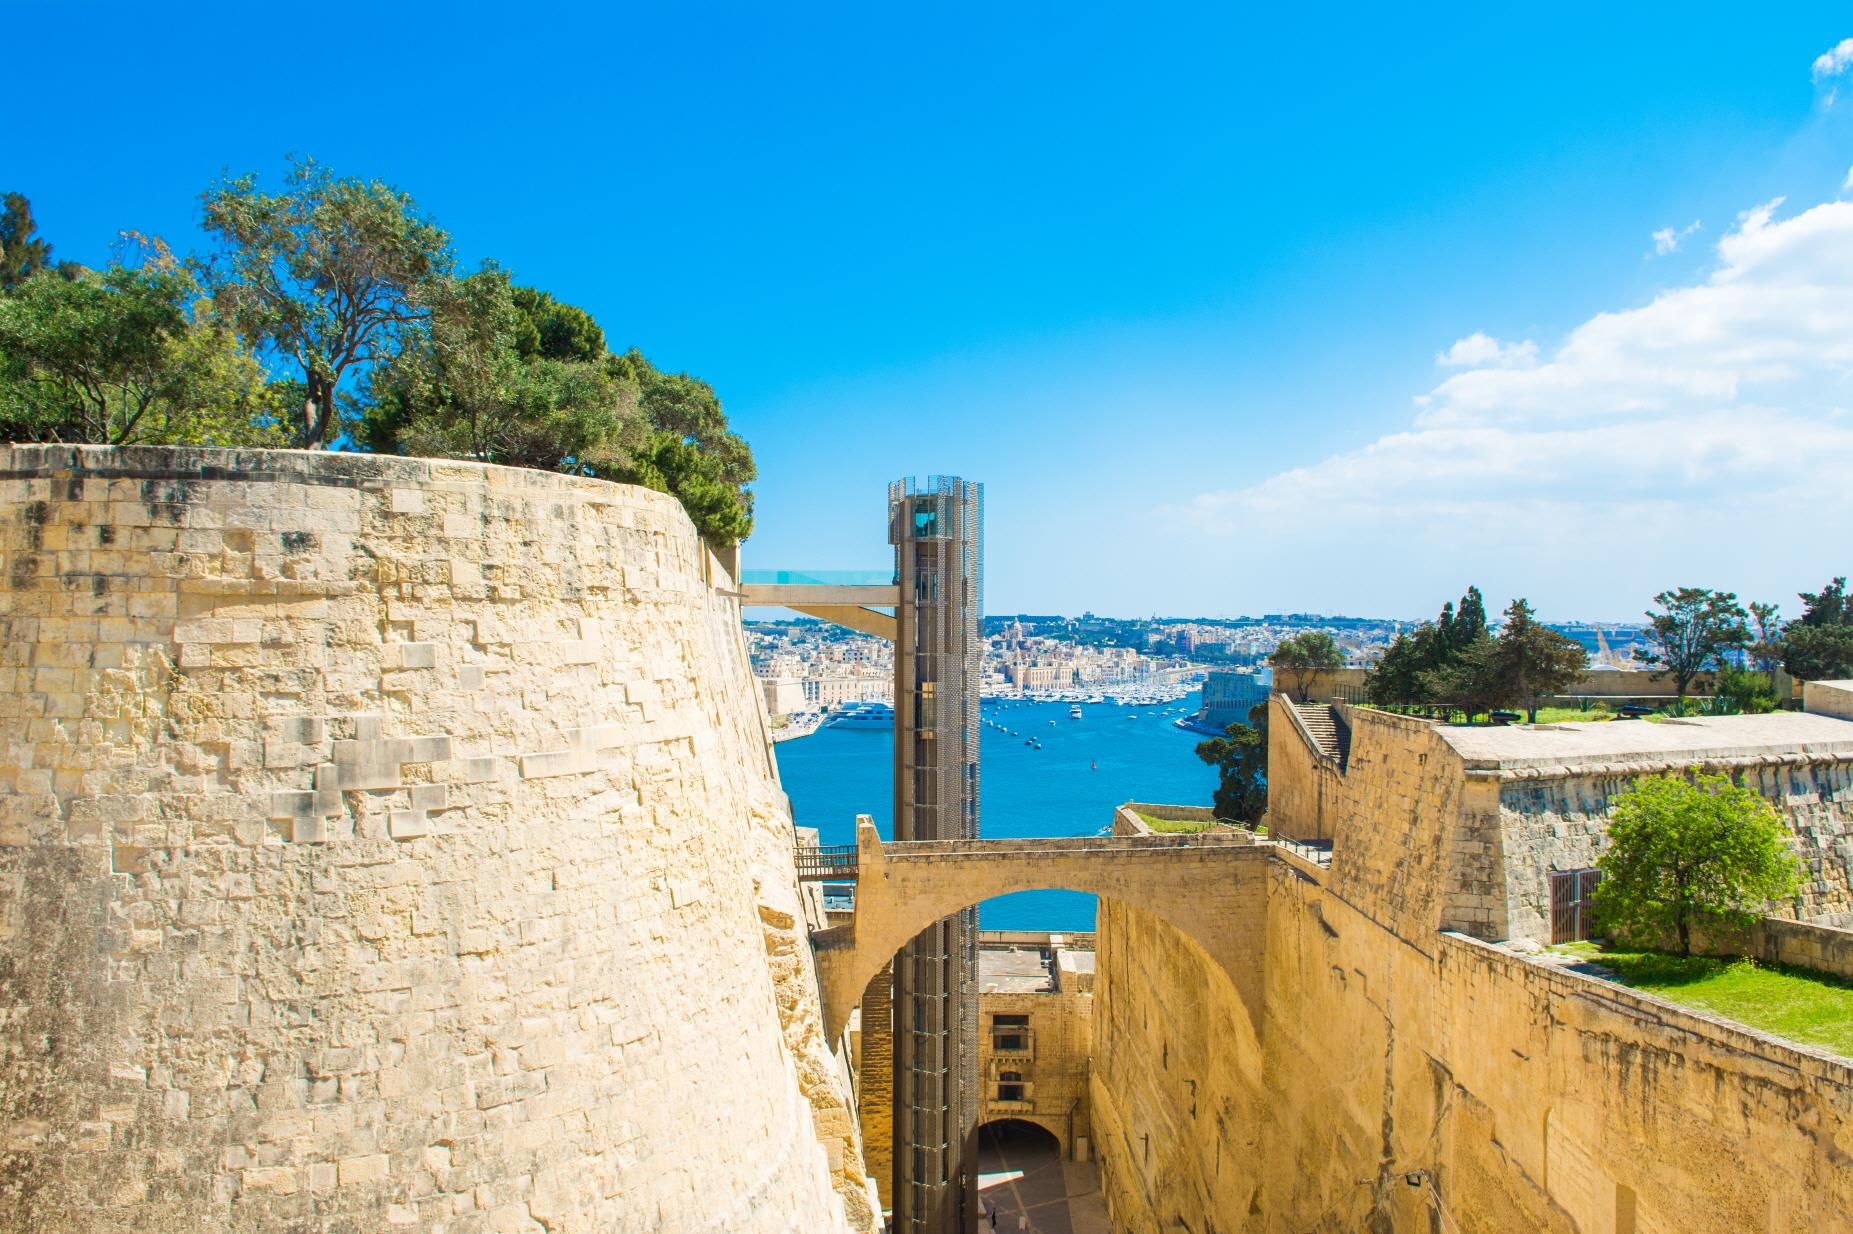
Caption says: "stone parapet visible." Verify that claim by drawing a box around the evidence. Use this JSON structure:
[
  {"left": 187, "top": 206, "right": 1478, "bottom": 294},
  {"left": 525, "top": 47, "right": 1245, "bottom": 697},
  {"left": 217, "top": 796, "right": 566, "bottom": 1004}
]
[{"left": 1091, "top": 830, "right": 1853, "bottom": 1234}]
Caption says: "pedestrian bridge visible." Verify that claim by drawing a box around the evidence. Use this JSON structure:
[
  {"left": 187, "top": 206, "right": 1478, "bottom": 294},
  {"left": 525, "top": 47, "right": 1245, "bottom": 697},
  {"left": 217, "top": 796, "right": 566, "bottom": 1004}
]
[{"left": 808, "top": 819, "right": 1279, "bottom": 1036}]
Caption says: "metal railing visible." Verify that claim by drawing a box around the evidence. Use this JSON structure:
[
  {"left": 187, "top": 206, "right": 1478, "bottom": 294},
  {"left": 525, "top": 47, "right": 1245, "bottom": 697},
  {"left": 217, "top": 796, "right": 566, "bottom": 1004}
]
[
  {"left": 882, "top": 832, "right": 1258, "bottom": 860},
  {"left": 796, "top": 844, "right": 859, "bottom": 881},
  {"left": 1350, "top": 700, "right": 1477, "bottom": 725},
  {"left": 1266, "top": 836, "right": 1335, "bottom": 868}
]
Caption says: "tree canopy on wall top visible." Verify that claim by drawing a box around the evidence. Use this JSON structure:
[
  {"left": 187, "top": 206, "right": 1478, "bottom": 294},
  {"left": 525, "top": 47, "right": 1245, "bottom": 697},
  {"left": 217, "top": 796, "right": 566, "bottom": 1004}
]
[{"left": 0, "top": 166, "right": 758, "bottom": 546}]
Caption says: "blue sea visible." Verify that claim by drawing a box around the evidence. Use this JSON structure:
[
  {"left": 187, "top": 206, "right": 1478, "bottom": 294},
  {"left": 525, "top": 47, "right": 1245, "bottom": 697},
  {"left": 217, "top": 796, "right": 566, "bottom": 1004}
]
[{"left": 773, "top": 692, "right": 1214, "bottom": 930}]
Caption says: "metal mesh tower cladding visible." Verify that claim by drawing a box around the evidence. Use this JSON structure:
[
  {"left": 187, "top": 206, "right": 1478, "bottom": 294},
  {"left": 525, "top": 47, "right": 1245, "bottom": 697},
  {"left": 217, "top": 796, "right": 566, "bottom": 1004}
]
[{"left": 887, "top": 476, "right": 982, "bottom": 1233}]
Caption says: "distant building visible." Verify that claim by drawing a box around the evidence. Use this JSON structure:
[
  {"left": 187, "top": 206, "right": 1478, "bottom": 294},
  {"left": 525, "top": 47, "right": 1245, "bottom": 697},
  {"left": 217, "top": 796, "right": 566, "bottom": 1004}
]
[
  {"left": 1196, "top": 668, "right": 1271, "bottom": 730},
  {"left": 760, "top": 676, "right": 807, "bottom": 718},
  {"left": 823, "top": 677, "right": 890, "bottom": 707}
]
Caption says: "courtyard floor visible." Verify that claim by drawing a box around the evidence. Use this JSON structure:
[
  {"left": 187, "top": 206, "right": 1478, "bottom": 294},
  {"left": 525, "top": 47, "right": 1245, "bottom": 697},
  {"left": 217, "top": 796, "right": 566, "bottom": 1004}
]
[{"left": 975, "top": 1124, "right": 1109, "bottom": 1234}]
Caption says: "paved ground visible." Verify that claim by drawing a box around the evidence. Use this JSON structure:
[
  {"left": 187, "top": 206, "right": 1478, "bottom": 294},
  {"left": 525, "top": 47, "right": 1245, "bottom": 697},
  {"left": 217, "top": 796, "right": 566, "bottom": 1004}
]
[{"left": 975, "top": 1124, "right": 1108, "bottom": 1234}]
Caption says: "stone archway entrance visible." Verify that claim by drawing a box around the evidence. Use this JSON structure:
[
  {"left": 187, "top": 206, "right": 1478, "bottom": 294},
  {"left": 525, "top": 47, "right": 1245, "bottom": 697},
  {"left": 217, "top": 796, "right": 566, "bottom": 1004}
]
[{"left": 977, "top": 1119, "right": 1106, "bottom": 1234}]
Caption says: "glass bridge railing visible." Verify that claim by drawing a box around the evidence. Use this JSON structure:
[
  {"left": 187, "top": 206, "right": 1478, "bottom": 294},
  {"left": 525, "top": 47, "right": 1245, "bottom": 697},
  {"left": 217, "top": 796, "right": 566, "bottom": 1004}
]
[{"left": 739, "top": 569, "right": 897, "bottom": 587}]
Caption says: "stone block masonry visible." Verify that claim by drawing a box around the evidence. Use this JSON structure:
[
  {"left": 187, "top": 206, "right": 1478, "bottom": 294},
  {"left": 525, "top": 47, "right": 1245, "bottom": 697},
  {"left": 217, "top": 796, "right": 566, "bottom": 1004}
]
[
  {"left": 0, "top": 445, "right": 871, "bottom": 1233},
  {"left": 1092, "top": 838, "right": 1853, "bottom": 1233}
]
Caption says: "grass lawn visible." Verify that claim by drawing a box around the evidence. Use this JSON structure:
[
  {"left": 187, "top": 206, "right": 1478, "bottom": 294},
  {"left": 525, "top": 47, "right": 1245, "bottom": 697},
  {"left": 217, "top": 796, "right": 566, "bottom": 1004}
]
[
  {"left": 1529, "top": 706, "right": 1616, "bottom": 723},
  {"left": 1135, "top": 811, "right": 1217, "bottom": 833},
  {"left": 1132, "top": 811, "right": 1267, "bottom": 836},
  {"left": 1556, "top": 942, "right": 1853, "bottom": 1057}
]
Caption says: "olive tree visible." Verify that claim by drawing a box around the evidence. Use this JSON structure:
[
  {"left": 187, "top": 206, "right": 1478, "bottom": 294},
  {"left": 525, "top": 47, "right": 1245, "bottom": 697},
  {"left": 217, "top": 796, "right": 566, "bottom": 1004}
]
[{"left": 201, "top": 157, "right": 452, "bottom": 447}]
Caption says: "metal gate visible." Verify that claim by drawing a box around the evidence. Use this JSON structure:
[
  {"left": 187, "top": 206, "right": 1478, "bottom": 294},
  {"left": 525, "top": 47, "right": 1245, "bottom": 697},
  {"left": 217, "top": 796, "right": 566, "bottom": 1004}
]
[{"left": 1549, "top": 868, "right": 1601, "bottom": 943}]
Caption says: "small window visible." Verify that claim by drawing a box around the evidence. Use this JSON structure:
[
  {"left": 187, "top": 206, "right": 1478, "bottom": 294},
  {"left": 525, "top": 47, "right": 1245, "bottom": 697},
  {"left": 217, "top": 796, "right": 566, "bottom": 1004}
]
[
  {"left": 992, "top": 1014, "right": 1029, "bottom": 1026},
  {"left": 996, "top": 1072, "right": 1024, "bottom": 1102}
]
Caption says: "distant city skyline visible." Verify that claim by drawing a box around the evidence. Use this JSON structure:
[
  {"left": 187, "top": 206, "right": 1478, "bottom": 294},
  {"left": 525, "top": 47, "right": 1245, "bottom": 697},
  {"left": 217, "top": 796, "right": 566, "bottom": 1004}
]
[{"left": 9, "top": 7, "right": 1853, "bottom": 618}]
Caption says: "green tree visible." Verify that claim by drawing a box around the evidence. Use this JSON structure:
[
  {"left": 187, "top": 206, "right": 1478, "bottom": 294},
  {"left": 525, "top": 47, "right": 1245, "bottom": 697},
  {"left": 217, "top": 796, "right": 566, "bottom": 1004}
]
[
  {"left": 1704, "top": 665, "right": 1781, "bottom": 716},
  {"left": 1366, "top": 624, "right": 1445, "bottom": 703},
  {"left": 1365, "top": 585, "right": 1490, "bottom": 705},
  {"left": 1195, "top": 701, "right": 1268, "bottom": 824},
  {"left": 1269, "top": 631, "right": 1344, "bottom": 702},
  {"left": 511, "top": 285, "right": 604, "bottom": 363},
  {"left": 1747, "top": 601, "right": 1784, "bottom": 678},
  {"left": 612, "top": 349, "right": 756, "bottom": 543},
  {"left": 1779, "top": 578, "right": 1853, "bottom": 683},
  {"left": 0, "top": 193, "right": 79, "bottom": 291},
  {"left": 1420, "top": 632, "right": 1509, "bottom": 717},
  {"left": 363, "top": 266, "right": 645, "bottom": 473},
  {"left": 0, "top": 257, "right": 283, "bottom": 447},
  {"left": 200, "top": 156, "right": 453, "bottom": 447},
  {"left": 1449, "top": 584, "right": 1488, "bottom": 652},
  {"left": 364, "top": 274, "right": 757, "bottom": 544},
  {"left": 1633, "top": 587, "right": 1750, "bottom": 702},
  {"left": 1492, "top": 598, "right": 1588, "bottom": 722},
  {"left": 1591, "top": 773, "right": 1801, "bottom": 956},
  {"left": 627, "top": 431, "right": 755, "bottom": 545}
]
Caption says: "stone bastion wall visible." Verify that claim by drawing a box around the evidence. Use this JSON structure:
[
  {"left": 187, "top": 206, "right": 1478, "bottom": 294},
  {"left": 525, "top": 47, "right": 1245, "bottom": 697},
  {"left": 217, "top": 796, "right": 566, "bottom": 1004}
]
[{"left": 0, "top": 445, "right": 868, "bottom": 1233}]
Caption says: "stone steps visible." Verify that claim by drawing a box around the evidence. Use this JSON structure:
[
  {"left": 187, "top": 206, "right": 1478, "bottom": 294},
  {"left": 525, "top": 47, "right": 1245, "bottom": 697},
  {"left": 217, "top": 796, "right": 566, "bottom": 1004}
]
[{"left": 1293, "top": 702, "right": 1351, "bottom": 768}]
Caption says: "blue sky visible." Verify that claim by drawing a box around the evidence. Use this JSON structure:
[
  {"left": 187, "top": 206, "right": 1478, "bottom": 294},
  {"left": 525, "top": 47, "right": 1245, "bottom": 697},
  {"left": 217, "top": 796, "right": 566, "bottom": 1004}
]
[{"left": 11, "top": 4, "right": 1853, "bottom": 620}]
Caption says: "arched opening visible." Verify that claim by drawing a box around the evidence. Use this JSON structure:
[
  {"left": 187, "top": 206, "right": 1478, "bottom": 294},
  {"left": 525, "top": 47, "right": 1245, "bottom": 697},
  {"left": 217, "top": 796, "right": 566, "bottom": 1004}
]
[
  {"left": 976, "top": 1118, "right": 1065, "bottom": 1230},
  {"left": 826, "top": 848, "right": 1268, "bottom": 1229},
  {"left": 821, "top": 850, "right": 1269, "bottom": 1040},
  {"left": 979, "top": 888, "right": 1096, "bottom": 932}
]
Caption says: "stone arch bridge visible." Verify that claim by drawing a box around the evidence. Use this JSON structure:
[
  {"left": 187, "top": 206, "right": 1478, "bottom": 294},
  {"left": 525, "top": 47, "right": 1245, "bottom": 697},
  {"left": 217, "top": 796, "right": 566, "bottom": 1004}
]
[{"left": 808, "top": 819, "right": 1277, "bottom": 1036}]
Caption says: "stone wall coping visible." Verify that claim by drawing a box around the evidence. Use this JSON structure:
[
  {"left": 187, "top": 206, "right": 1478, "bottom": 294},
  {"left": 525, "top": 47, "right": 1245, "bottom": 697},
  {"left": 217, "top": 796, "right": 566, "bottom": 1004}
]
[
  {"left": 1444, "top": 931, "right": 1853, "bottom": 1078},
  {"left": 1120, "top": 801, "right": 1219, "bottom": 821},
  {"left": 1465, "top": 748, "right": 1853, "bottom": 783},
  {"left": 1437, "top": 711, "right": 1853, "bottom": 771},
  {"left": 0, "top": 442, "right": 688, "bottom": 518},
  {"left": 1336, "top": 702, "right": 1440, "bottom": 736}
]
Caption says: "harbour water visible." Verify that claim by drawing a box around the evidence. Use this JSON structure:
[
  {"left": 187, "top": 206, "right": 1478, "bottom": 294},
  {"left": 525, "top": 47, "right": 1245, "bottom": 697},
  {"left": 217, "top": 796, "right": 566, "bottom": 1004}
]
[{"left": 773, "top": 691, "right": 1214, "bottom": 930}]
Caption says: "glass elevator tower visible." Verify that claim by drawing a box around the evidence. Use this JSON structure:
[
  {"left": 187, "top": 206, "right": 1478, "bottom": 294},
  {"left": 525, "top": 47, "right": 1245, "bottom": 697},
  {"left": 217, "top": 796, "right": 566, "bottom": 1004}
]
[{"left": 887, "top": 476, "right": 982, "bottom": 1233}]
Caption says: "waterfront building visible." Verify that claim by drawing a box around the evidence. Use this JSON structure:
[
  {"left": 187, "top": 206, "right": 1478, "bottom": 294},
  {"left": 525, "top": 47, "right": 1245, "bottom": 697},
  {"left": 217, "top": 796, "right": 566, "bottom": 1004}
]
[
  {"left": 761, "top": 675, "right": 806, "bottom": 719},
  {"left": 1193, "top": 668, "right": 1271, "bottom": 730}
]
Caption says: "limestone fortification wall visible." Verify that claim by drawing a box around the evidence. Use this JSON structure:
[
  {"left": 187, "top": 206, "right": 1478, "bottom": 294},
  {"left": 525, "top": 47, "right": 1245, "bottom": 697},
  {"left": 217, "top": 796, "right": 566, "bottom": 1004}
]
[
  {"left": 1093, "top": 847, "right": 1853, "bottom": 1233},
  {"left": 1090, "top": 895, "right": 1264, "bottom": 1227},
  {"left": 0, "top": 445, "right": 868, "bottom": 1233}
]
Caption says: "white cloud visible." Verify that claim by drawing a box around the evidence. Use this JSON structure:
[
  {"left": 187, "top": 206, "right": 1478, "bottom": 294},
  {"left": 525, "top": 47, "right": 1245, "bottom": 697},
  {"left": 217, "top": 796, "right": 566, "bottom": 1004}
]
[
  {"left": 1650, "top": 220, "right": 1701, "bottom": 255},
  {"left": 1181, "top": 188, "right": 1853, "bottom": 612},
  {"left": 1435, "top": 332, "right": 1538, "bottom": 369},
  {"left": 1841, "top": 165, "right": 1853, "bottom": 194},
  {"left": 1813, "top": 37, "right": 1853, "bottom": 81}
]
